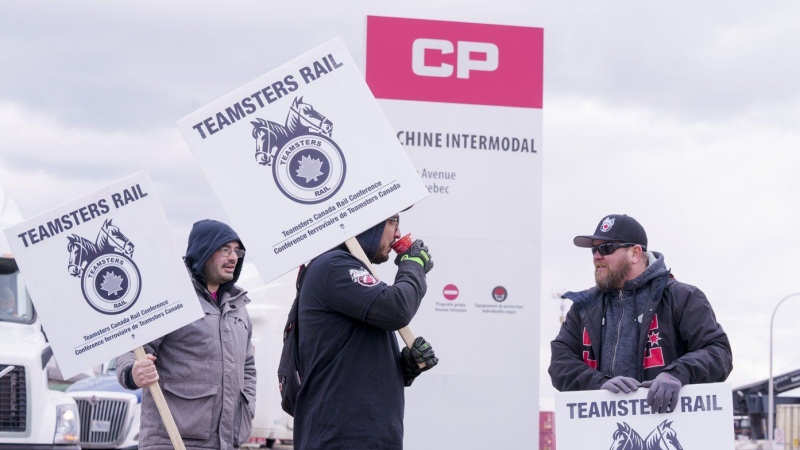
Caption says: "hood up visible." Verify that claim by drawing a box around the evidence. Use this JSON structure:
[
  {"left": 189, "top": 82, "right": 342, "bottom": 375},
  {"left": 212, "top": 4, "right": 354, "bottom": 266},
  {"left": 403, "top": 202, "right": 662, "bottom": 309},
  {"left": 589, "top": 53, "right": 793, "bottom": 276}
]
[
  {"left": 183, "top": 219, "right": 245, "bottom": 292},
  {"left": 355, "top": 220, "right": 387, "bottom": 262}
]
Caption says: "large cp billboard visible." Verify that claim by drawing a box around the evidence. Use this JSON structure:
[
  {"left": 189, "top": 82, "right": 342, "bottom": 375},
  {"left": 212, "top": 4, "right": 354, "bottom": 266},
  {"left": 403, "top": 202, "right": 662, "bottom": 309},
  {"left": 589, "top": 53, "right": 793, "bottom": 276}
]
[{"left": 366, "top": 16, "right": 544, "bottom": 450}]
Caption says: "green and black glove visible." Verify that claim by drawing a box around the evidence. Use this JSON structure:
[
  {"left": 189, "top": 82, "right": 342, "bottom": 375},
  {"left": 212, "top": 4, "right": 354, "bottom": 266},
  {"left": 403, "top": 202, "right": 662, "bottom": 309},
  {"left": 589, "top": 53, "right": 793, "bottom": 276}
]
[
  {"left": 401, "top": 336, "right": 439, "bottom": 386},
  {"left": 394, "top": 239, "right": 434, "bottom": 273}
]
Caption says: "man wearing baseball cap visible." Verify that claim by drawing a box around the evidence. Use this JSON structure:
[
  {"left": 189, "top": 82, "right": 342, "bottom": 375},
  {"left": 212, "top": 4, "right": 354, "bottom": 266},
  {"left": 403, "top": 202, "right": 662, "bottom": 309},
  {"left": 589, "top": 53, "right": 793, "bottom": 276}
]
[{"left": 548, "top": 214, "right": 732, "bottom": 414}]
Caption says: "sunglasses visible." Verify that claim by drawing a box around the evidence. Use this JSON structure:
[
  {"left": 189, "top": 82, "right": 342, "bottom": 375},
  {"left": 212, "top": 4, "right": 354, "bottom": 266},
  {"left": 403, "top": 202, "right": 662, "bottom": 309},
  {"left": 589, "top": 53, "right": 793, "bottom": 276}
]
[{"left": 591, "top": 242, "right": 639, "bottom": 256}]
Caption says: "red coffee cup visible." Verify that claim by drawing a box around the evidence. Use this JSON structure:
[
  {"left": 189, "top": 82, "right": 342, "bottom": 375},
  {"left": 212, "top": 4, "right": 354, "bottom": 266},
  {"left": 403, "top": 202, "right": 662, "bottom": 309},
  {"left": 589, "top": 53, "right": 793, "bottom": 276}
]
[{"left": 391, "top": 233, "right": 413, "bottom": 254}]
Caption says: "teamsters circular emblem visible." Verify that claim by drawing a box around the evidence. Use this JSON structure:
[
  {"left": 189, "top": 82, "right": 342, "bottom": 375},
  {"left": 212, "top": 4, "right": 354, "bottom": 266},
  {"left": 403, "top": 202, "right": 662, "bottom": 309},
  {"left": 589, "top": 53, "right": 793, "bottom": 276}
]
[
  {"left": 273, "top": 135, "right": 346, "bottom": 204},
  {"left": 66, "top": 219, "right": 141, "bottom": 315},
  {"left": 81, "top": 254, "right": 141, "bottom": 314},
  {"left": 252, "top": 97, "right": 346, "bottom": 205}
]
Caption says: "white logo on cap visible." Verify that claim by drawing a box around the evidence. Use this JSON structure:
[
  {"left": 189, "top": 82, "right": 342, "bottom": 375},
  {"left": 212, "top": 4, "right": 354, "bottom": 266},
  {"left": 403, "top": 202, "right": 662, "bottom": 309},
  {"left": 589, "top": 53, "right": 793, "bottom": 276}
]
[{"left": 601, "top": 217, "right": 615, "bottom": 232}]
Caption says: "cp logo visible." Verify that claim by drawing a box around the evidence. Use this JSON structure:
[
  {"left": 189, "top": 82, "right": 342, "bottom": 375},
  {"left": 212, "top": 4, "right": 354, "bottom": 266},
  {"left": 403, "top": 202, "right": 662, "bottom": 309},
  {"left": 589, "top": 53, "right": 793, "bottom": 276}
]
[{"left": 412, "top": 39, "right": 498, "bottom": 79}]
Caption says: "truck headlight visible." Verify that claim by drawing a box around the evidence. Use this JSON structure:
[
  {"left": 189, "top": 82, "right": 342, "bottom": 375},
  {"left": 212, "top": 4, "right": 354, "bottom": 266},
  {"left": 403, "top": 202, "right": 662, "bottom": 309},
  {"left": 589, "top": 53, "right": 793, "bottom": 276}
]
[{"left": 54, "top": 404, "right": 80, "bottom": 444}]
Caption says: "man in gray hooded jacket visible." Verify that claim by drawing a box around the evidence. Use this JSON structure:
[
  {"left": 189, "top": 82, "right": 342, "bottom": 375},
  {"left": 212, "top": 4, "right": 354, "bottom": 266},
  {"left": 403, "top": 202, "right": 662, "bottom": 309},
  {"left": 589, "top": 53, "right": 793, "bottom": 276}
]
[
  {"left": 117, "top": 219, "right": 256, "bottom": 449},
  {"left": 549, "top": 214, "right": 732, "bottom": 414}
]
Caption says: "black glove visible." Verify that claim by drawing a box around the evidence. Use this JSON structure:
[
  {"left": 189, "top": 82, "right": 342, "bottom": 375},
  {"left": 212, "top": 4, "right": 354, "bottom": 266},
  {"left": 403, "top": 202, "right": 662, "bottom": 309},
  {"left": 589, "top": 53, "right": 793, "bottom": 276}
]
[
  {"left": 394, "top": 239, "right": 434, "bottom": 274},
  {"left": 400, "top": 336, "right": 439, "bottom": 386},
  {"left": 642, "top": 372, "right": 682, "bottom": 413},
  {"left": 600, "top": 376, "right": 640, "bottom": 394}
]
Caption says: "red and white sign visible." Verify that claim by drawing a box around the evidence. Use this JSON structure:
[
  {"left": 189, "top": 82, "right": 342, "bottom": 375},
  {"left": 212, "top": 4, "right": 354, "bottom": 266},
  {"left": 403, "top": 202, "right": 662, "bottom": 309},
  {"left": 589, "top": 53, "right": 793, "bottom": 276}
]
[
  {"left": 366, "top": 16, "right": 543, "bottom": 108},
  {"left": 443, "top": 283, "right": 459, "bottom": 300}
]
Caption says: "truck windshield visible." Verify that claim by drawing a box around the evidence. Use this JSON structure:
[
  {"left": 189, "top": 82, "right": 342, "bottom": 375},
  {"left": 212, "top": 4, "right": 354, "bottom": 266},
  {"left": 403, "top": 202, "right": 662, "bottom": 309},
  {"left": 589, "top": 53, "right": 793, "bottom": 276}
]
[{"left": 0, "top": 256, "right": 36, "bottom": 324}]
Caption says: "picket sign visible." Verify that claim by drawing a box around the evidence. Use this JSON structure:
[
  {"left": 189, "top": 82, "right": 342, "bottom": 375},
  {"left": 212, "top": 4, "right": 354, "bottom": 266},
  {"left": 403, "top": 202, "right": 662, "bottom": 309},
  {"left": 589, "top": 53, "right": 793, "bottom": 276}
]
[
  {"left": 3, "top": 172, "right": 208, "bottom": 449},
  {"left": 134, "top": 346, "right": 186, "bottom": 450}
]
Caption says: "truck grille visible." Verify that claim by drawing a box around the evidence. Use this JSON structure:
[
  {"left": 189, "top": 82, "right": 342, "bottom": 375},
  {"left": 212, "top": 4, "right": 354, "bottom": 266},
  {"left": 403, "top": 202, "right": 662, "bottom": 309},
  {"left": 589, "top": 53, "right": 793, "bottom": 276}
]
[
  {"left": 0, "top": 365, "right": 27, "bottom": 432},
  {"left": 75, "top": 397, "right": 129, "bottom": 446}
]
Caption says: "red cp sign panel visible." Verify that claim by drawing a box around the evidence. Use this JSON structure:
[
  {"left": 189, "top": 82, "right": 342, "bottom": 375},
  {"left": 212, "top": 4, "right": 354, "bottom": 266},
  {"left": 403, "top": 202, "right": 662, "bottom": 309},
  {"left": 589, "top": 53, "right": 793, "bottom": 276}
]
[{"left": 366, "top": 16, "right": 543, "bottom": 108}]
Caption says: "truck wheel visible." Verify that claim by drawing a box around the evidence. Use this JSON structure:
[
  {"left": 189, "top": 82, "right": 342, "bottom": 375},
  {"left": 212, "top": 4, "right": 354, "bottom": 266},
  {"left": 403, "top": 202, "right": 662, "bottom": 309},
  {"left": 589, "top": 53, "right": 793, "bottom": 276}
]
[{"left": 265, "top": 438, "right": 276, "bottom": 448}]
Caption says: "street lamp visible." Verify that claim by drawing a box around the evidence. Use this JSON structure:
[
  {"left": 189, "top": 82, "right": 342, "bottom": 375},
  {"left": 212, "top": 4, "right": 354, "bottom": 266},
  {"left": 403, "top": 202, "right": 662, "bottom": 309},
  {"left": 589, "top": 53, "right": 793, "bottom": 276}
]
[{"left": 768, "top": 292, "right": 800, "bottom": 450}]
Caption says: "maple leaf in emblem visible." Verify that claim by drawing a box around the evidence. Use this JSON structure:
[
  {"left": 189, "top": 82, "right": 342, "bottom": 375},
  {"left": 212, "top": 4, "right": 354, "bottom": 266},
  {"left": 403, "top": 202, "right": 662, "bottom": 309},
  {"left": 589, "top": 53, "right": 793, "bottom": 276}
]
[
  {"left": 295, "top": 155, "right": 325, "bottom": 184},
  {"left": 100, "top": 271, "right": 125, "bottom": 296}
]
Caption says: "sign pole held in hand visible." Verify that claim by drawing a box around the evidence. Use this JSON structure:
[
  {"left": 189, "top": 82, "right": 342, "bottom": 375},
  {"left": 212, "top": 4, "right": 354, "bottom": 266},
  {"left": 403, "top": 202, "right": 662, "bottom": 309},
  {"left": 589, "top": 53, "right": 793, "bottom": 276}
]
[
  {"left": 344, "top": 237, "right": 422, "bottom": 368},
  {"left": 134, "top": 346, "right": 186, "bottom": 450}
]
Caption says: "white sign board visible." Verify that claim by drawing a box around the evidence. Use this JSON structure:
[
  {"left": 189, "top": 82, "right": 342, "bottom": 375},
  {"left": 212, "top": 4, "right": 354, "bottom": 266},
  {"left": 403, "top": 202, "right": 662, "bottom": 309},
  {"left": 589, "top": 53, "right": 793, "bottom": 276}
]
[
  {"left": 366, "top": 16, "right": 543, "bottom": 450},
  {"left": 177, "top": 37, "right": 428, "bottom": 283},
  {"left": 555, "top": 382, "right": 735, "bottom": 449},
  {"left": 4, "top": 172, "right": 203, "bottom": 378}
]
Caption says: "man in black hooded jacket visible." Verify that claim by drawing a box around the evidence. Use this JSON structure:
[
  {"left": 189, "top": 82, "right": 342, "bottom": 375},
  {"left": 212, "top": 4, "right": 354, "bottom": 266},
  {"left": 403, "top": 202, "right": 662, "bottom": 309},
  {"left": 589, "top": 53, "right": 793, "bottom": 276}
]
[
  {"left": 293, "top": 212, "right": 438, "bottom": 450},
  {"left": 117, "top": 219, "right": 256, "bottom": 449},
  {"left": 549, "top": 214, "right": 732, "bottom": 414}
]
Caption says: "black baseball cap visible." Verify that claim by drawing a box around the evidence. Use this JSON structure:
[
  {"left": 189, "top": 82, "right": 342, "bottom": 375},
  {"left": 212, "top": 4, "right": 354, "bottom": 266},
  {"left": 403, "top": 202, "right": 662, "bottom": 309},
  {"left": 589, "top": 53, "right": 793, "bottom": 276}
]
[{"left": 573, "top": 214, "right": 648, "bottom": 250}]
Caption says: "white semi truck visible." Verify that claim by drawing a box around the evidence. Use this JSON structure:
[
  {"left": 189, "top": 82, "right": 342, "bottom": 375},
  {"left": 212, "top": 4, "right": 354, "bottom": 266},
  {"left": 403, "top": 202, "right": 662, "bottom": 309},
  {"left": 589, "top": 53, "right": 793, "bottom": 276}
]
[
  {"left": 0, "top": 184, "right": 81, "bottom": 449},
  {"left": 64, "top": 358, "right": 140, "bottom": 449}
]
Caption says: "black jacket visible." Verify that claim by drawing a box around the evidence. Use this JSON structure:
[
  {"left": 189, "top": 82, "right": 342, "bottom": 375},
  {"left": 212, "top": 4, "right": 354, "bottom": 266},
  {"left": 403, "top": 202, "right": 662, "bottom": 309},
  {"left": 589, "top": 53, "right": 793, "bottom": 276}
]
[
  {"left": 549, "top": 253, "right": 732, "bottom": 391},
  {"left": 293, "top": 221, "right": 427, "bottom": 450}
]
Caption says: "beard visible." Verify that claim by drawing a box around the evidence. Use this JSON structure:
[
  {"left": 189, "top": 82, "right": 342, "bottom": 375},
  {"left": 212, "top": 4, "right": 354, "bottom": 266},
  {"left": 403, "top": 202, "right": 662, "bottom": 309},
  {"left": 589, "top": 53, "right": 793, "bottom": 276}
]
[
  {"left": 595, "top": 257, "right": 631, "bottom": 292},
  {"left": 370, "top": 245, "right": 391, "bottom": 265}
]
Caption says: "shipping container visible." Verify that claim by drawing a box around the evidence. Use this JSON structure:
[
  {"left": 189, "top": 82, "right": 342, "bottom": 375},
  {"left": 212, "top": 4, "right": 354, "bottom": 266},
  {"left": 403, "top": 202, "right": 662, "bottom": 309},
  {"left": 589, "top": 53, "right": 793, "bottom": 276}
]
[{"left": 776, "top": 404, "right": 800, "bottom": 450}]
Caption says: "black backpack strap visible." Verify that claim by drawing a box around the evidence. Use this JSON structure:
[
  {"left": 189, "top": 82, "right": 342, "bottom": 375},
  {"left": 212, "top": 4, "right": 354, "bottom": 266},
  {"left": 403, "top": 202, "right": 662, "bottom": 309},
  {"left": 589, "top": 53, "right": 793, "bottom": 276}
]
[
  {"left": 284, "top": 262, "right": 311, "bottom": 339},
  {"left": 296, "top": 263, "right": 309, "bottom": 291},
  {"left": 286, "top": 262, "right": 312, "bottom": 369},
  {"left": 278, "top": 262, "right": 313, "bottom": 416}
]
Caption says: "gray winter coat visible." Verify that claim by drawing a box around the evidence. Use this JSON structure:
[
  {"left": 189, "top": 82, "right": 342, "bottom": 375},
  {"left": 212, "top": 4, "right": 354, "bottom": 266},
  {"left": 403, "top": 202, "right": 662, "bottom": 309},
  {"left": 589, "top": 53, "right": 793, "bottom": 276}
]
[
  {"left": 117, "top": 278, "right": 256, "bottom": 449},
  {"left": 117, "top": 219, "right": 256, "bottom": 449}
]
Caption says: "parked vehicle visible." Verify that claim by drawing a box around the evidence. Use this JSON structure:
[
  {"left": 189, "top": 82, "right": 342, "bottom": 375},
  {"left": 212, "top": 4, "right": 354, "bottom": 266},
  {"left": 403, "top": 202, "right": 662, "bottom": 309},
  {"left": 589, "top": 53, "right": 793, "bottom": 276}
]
[
  {"left": 65, "top": 358, "right": 141, "bottom": 449},
  {"left": 1, "top": 184, "right": 82, "bottom": 449},
  {"left": 733, "top": 415, "right": 751, "bottom": 439},
  {"left": 0, "top": 253, "right": 81, "bottom": 449}
]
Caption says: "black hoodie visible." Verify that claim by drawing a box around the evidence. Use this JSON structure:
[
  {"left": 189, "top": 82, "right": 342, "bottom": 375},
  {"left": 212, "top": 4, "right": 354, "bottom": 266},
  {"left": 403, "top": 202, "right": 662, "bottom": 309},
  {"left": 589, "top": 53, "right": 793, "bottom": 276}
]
[
  {"left": 294, "top": 218, "right": 426, "bottom": 450},
  {"left": 352, "top": 220, "right": 387, "bottom": 262},
  {"left": 183, "top": 219, "right": 245, "bottom": 294}
]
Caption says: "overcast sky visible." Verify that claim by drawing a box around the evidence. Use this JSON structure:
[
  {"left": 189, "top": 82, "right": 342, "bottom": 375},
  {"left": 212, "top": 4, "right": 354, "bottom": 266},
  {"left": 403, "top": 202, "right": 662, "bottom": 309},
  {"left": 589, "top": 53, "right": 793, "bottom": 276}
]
[{"left": 2, "top": 1, "right": 800, "bottom": 410}]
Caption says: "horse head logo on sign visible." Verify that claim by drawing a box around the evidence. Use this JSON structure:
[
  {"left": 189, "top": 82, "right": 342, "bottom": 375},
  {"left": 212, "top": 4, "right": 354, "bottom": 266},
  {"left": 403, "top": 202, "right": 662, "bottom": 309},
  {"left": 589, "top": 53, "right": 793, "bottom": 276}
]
[
  {"left": 609, "top": 420, "right": 683, "bottom": 450},
  {"left": 251, "top": 97, "right": 346, "bottom": 204},
  {"left": 66, "top": 219, "right": 141, "bottom": 315}
]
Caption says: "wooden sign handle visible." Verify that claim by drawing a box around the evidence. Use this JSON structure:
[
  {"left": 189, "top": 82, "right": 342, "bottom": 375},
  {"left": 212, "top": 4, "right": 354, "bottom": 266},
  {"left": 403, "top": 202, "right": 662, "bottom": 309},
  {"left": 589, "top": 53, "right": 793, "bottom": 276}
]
[
  {"left": 134, "top": 346, "right": 186, "bottom": 450},
  {"left": 344, "top": 237, "right": 425, "bottom": 368}
]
